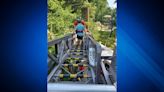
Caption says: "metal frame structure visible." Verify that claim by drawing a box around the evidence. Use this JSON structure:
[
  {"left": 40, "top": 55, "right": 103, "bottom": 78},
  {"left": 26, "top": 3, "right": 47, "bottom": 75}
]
[
  {"left": 48, "top": 83, "right": 116, "bottom": 92},
  {"left": 48, "top": 33, "right": 116, "bottom": 92}
]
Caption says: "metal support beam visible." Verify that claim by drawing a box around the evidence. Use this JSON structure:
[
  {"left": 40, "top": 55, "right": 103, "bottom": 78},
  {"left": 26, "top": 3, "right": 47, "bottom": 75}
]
[
  {"left": 48, "top": 83, "right": 116, "bottom": 92},
  {"left": 48, "top": 65, "right": 60, "bottom": 82},
  {"left": 101, "top": 61, "right": 112, "bottom": 84},
  {"left": 48, "top": 54, "right": 57, "bottom": 62}
]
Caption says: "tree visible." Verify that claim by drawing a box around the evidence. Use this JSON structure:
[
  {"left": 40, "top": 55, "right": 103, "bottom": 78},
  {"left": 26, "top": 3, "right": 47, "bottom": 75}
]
[
  {"left": 48, "top": 0, "right": 76, "bottom": 40},
  {"left": 48, "top": 0, "right": 116, "bottom": 49}
]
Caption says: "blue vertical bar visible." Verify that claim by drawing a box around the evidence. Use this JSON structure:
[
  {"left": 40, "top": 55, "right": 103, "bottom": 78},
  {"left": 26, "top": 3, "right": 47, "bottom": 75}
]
[
  {"left": 0, "top": 0, "right": 47, "bottom": 92},
  {"left": 118, "top": 0, "right": 164, "bottom": 92}
]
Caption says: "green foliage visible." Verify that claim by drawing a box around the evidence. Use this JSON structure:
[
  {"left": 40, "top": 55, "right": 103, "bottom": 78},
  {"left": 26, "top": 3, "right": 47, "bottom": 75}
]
[
  {"left": 92, "top": 30, "right": 115, "bottom": 49},
  {"left": 93, "top": 0, "right": 110, "bottom": 22},
  {"left": 48, "top": 46, "right": 55, "bottom": 54},
  {"left": 48, "top": 0, "right": 76, "bottom": 41},
  {"left": 48, "top": 0, "right": 116, "bottom": 49},
  {"left": 110, "top": 8, "right": 116, "bottom": 27}
]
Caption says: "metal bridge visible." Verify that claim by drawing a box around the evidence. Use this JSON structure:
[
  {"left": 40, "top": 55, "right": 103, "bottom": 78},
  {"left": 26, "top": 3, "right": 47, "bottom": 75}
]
[{"left": 47, "top": 33, "right": 116, "bottom": 92}]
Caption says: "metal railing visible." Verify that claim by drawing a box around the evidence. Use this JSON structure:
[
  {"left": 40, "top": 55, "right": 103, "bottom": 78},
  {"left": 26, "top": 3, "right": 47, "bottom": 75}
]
[
  {"left": 48, "top": 33, "right": 75, "bottom": 80},
  {"left": 47, "top": 33, "right": 116, "bottom": 91},
  {"left": 84, "top": 34, "right": 102, "bottom": 83}
]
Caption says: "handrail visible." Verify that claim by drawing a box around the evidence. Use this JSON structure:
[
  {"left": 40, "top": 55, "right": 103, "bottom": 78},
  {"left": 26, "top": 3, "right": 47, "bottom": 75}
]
[
  {"left": 48, "top": 33, "right": 74, "bottom": 75},
  {"left": 48, "top": 33, "right": 73, "bottom": 47},
  {"left": 85, "top": 34, "right": 102, "bottom": 83}
]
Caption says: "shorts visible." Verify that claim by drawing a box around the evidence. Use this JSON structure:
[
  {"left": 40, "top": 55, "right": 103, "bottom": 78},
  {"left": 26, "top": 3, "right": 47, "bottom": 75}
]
[{"left": 77, "top": 35, "right": 83, "bottom": 40}]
